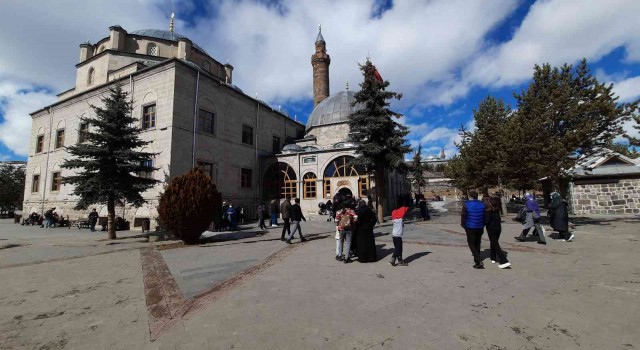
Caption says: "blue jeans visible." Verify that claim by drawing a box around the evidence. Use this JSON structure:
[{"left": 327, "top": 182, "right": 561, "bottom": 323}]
[{"left": 271, "top": 213, "right": 278, "bottom": 225}]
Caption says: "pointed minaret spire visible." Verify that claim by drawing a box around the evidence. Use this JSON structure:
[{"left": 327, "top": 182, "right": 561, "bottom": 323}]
[
  {"left": 169, "top": 13, "right": 175, "bottom": 32},
  {"left": 316, "top": 24, "right": 324, "bottom": 43},
  {"left": 440, "top": 147, "right": 446, "bottom": 159}
]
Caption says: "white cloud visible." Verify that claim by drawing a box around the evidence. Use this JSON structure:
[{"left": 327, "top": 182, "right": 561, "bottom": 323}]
[
  {"left": 612, "top": 76, "right": 640, "bottom": 103},
  {"left": 435, "top": 0, "right": 640, "bottom": 103},
  {"left": 0, "top": 82, "right": 56, "bottom": 156}
]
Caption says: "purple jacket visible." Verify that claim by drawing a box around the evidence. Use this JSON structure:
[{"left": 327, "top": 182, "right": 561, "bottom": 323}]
[{"left": 525, "top": 195, "right": 540, "bottom": 217}]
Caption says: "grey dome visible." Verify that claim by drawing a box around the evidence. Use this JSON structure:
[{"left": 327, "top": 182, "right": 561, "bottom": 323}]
[
  {"left": 282, "top": 144, "right": 304, "bottom": 153},
  {"left": 306, "top": 90, "right": 364, "bottom": 130},
  {"left": 129, "top": 29, "right": 209, "bottom": 56}
]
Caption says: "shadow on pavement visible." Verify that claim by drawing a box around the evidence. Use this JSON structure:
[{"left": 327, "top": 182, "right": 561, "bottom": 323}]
[
  {"left": 403, "top": 251, "right": 431, "bottom": 263},
  {"left": 376, "top": 244, "right": 394, "bottom": 261}
]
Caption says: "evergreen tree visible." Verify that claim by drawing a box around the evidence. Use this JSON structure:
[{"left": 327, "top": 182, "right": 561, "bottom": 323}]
[
  {"left": 510, "top": 59, "right": 635, "bottom": 188},
  {"left": 457, "top": 96, "right": 511, "bottom": 192},
  {"left": 348, "top": 59, "right": 411, "bottom": 222},
  {"left": 61, "top": 86, "right": 159, "bottom": 239},
  {"left": 410, "top": 144, "right": 426, "bottom": 194},
  {"left": 0, "top": 164, "right": 25, "bottom": 215}
]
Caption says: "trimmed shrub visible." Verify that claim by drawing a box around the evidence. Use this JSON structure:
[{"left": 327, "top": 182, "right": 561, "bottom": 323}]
[{"left": 158, "top": 169, "right": 222, "bottom": 244}]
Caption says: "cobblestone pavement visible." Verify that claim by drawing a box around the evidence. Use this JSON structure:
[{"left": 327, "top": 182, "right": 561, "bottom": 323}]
[{"left": 0, "top": 205, "right": 638, "bottom": 349}]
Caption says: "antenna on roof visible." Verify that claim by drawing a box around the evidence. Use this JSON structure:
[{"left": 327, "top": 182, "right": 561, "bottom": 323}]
[{"left": 169, "top": 13, "right": 175, "bottom": 32}]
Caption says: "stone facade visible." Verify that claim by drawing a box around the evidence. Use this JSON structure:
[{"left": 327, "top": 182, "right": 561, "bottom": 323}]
[
  {"left": 571, "top": 179, "right": 640, "bottom": 215},
  {"left": 23, "top": 25, "right": 305, "bottom": 230}
]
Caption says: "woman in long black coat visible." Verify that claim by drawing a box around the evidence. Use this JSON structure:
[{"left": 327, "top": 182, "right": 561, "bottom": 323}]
[
  {"left": 548, "top": 192, "right": 572, "bottom": 241},
  {"left": 354, "top": 200, "right": 378, "bottom": 263}
]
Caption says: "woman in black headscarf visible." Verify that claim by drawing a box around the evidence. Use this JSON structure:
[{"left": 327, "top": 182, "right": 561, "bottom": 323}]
[{"left": 354, "top": 199, "right": 378, "bottom": 262}]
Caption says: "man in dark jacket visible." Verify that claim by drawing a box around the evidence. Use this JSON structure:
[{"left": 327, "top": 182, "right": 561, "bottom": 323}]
[
  {"left": 280, "top": 196, "right": 292, "bottom": 241},
  {"left": 461, "top": 191, "right": 486, "bottom": 269},
  {"left": 88, "top": 208, "right": 99, "bottom": 232},
  {"left": 286, "top": 198, "right": 307, "bottom": 244}
]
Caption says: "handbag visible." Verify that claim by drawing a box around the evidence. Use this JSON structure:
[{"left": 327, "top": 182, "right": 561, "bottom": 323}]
[{"left": 515, "top": 207, "right": 527, "bottom": 223}]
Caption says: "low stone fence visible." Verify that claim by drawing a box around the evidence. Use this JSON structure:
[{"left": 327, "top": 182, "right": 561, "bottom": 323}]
[{"left": 572, "top": 179, "right": 640, "bottom": 215}]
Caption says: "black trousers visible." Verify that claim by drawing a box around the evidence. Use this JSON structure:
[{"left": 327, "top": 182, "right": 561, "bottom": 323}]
[
  {"left": 280, "top": 218, "right": 291, "bottom": 239},
  {"left": 465, "top": 228, "right": 484, "bottom": 264},
  {"left": 392, "top": 237, "right": 403, "bottom": 259},
  {"left": 486, "top": 228, "right": 508, "bottom": 264},
  {"left": 258, "top": 218, "right": 266, "bottom": 229}
]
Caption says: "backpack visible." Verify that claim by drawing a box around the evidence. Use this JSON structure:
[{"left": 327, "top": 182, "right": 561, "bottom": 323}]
[{"left": 339, "top": 212, "right": 353, "bottom": 230}]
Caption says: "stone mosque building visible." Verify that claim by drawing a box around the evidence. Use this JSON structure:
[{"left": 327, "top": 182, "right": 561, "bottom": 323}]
[
  {"left": 22, "top": 19, "right": 408, "bottom": 229},
  {"left": 272, "top": 28, "right": 409, "bottom": 213}
]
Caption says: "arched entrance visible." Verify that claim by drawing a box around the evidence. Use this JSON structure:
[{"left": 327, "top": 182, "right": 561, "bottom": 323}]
[
  {"left": 263, "top": 162, "right": 297, "bottom": 200},
  {"left": 337, "top": 187, "right": 353, "bottom": 197},
  {"left": 323, "top": 155, "right": 369, "bottom": 198}
]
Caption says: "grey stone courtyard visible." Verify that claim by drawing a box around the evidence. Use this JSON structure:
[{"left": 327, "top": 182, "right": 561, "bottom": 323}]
[{"left": 0, "top": 204, "right": 639, "bottom": 349}]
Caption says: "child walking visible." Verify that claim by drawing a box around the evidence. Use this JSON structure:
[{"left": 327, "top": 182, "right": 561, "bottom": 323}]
[{"left": 390, "top": 206, "right": 410, "bottom": 266}]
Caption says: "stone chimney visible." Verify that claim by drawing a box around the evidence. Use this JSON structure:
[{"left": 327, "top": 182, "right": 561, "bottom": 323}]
[
  {"left": 79, "top": 42, "right": 93, "bottom": 63},
  {"left": 224, "top": 63, "right": 234, "bottom": 84},
  {"left": 177, "top": 38, "right": 192, "bottom": 60},
  {"left": 108, "top": 25, "right": 127, "bottom": 51},
  {"left": 311, "top": 26, "right": 330, "bottom": 107}
]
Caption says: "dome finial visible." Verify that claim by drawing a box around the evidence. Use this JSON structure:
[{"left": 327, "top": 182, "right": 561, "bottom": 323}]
[
  {"left": 345, "top": 80, "right": 349, "bottom": 91},
  {"left": 169, "top": 13, "right": 175, "bottom": 32},
  {"left": 315, "top": 24, "right": 325, "bottom": 43}
]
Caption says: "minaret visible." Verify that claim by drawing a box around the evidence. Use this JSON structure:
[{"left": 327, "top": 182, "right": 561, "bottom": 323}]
[
  {"left": 440, "top": 147, "right": 446, "bottom": 159},
  {"left": 311, "top": 25, "right": 331, "bottom": 107},
  {"left": 169, "top": 13, "right": 175, "bottom": 32}
]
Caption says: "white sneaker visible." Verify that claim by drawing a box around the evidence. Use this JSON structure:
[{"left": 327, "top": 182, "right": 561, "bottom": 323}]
[
  {"left": 491, "top": 260, "right": 496, "bottom": 264},
  {"left": 566, "top": 234, "right": 574, "bottom": 242},
  {"left": 499, "top": 262, "right": 511, "bottom": 269}
]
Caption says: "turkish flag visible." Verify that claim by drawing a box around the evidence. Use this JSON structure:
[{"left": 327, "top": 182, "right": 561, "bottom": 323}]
[{"left": 373, "top": 67, "right": 383, "bottom": 83}]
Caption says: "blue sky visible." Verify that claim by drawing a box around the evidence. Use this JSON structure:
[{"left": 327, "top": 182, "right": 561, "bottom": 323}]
[{"left": 1, "top": 0, "right": 640, "bottom": 162}]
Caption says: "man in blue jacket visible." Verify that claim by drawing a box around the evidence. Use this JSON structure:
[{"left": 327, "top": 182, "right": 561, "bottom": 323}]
[{"left": 461, "top": 190, "right": 486, "bottom": 269}]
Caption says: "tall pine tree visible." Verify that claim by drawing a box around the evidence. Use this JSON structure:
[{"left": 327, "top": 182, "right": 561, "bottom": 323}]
[
  {"left": 348, "top": 59, "right": 411, "bottom": 222},
  {"left": 61, "top": 86, "right": 159, "bottom": 239},
  {"left": 510, "top": 59, "right": 635, "bottom": 188},
  {"left": 410, "top": 144, "right": 426, "bottom": 195}
]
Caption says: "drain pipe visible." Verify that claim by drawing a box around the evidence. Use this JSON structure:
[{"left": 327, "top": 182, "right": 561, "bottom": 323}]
[
  {"left": 41, "top": 106, "right": 54, "bottom": 215},
  {"left": 191, "top": 70, "right": 200, "bottom": 168},
  {"left": 255, "top": 99, "right": 260, "bottom": 203}
]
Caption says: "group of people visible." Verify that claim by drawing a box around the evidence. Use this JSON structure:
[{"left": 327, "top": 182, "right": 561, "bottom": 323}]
[
  {"left": 221, "top": 202, "right": 245, "bottom": 231},
  {"left": 461, "top": 190, "right": 572, "bottom": 269}
]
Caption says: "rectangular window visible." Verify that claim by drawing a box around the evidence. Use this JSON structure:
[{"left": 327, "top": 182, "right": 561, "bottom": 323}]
[
  {"left": 304, "top": 179, "right": 316, "bottom": 199},
  {"left": 324, "top": 179, "right": 331, "bottom": 198},
  {"left": 197, "top": 109, "right": 215, "bottom": 134},
  {"left": 55, "top": 129, "right": 65, "bottom": 149},
  {"left": 358, "top": 177, "right": 369, "bottom": 198},
  {"left": 196, "top": 161, "right": 214, "bottom": 180},
  {"left": 51, "top": 172, "right": 61, "bottom": 191},
  {"left": 240, "top": 168, "right": 252, "bottom": 188},
  {"left": 36, "top": 135, "right": 44, "bottom": 153},
  {"left": 139, "top": 159, "right": 153, "bottom": 178},
  {"left": 142, "top": 104, "right": 156, "bottom": 129},
  {"left": 242, "top": 125, "right": 253, "bottom": 145},
  {"left": 272, "top": 136, "right": 281, "bottom": 153},
  {"left": 78, "top": 122, "right": 89, "bottom": 143},
  {"left": 31, "top": 174, "right": 40, "bottom": 193}
]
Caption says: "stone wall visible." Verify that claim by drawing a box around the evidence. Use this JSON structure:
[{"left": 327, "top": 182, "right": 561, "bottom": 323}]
[{"left": 572, "top": 179, "right": 640, "bottom": 214}]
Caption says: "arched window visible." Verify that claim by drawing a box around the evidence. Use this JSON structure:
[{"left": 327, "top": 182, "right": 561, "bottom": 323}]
[
  {"left": 323, "top": 156, "right": 369, "bottom": 197},
  {"left": 87, "top": 67, "right": 95, "bottom": 85},
  {"left": 323, "top": 156, "right": 365, "bottom": 177},
  {"left": 303, "top": 173, "right": 317, "bottom": 199},
  {"left": 263, "top": 162, "right": 297, "bottom": 200},
  {"left": 147, "top": 43, "right": 158, "bottom": 56}
]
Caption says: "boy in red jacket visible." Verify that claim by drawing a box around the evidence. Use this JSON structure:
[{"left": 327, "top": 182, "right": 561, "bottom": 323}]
[{"left": 390, "top": 206, "right": 410, "bottom": 266}]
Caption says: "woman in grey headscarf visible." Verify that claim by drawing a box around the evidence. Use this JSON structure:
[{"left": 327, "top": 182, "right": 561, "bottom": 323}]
[
  {"left": 515, "top": 193, "right": 546, "bottom": 244},
  {"left": 548, "top": 192, "right": 573, "bottom": 241}
]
